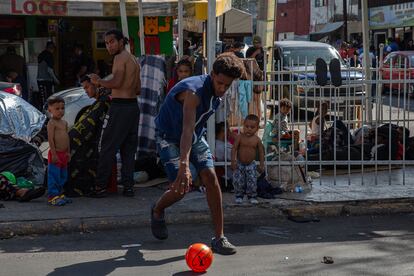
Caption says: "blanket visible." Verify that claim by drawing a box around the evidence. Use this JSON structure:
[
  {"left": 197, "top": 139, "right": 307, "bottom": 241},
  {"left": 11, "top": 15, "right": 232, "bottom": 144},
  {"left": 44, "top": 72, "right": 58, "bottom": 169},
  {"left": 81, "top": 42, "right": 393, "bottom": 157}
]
[{"left": 137, "top": 55, "right": 166, "bottom": 157}]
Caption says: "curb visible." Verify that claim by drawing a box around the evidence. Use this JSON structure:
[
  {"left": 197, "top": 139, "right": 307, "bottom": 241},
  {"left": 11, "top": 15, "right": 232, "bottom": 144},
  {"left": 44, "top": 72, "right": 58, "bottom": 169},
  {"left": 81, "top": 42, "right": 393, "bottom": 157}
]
[
  {"left": 282, "top": 198, "right": 414, "bottom": 217},
  {"left": 0, "top": 206, "right": 282, "bottom": 238},
  {"left": 2, "top": 199, "right": 414, "bottom": 238}
]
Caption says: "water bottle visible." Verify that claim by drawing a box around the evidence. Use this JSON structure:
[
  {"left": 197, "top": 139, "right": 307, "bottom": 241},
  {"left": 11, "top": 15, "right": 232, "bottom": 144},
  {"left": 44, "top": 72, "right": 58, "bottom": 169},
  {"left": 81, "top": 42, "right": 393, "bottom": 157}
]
[{"left": 294, "top": 184, "right": 303, "bottom": 193}]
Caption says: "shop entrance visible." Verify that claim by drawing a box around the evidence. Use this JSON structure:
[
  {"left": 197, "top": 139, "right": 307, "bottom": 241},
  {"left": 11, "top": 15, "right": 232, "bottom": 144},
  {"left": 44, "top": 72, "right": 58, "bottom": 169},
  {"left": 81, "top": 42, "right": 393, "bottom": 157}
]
[{"left": 58, "top": 18, "right": 93, "bottom": 87}]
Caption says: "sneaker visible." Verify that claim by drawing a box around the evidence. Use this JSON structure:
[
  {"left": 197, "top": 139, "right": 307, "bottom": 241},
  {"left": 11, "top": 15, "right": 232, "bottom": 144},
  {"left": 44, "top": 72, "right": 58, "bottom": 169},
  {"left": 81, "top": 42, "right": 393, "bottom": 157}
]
[
  {"left": 211, "top": 237, "right": 237, "bottom": 255},
  {"left": 249, "top": 198, "right": 259, "bottom": 205},
  {"left": 151, "top": 204, "right": 168, "bottom": 240},
  {"left": 123, "top": 187, "right": 135, "bottom": 197},
  {"left": 235, "top": 197, "right": 243, "bottom": 204}
]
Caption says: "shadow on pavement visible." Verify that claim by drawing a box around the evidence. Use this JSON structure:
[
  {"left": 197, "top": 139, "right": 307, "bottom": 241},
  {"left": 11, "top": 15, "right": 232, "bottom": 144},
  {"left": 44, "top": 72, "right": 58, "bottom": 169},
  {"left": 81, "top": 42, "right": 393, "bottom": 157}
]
[{"left": 47, "top": 249, "right": 183, "bottom": 276}]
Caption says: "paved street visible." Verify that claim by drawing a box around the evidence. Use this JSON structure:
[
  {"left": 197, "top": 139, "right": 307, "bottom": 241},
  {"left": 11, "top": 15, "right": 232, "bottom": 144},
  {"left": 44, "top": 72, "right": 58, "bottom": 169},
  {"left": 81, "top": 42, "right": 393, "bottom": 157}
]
[{"left": 2, "top": 215, "right": 414, "bottom": 276}]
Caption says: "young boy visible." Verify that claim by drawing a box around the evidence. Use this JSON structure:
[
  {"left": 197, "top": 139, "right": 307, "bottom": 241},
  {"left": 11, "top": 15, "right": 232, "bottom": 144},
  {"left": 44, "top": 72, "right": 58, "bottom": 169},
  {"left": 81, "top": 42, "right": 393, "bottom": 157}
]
[
  {"left": 231, "top": 114, "right": 265, "bottom": 204},
  {"left": 47, "top": 96, "right": 71, "bottom": 206},
  {"left": 272, "top": 98, "right": 291, "bottom": 140}
]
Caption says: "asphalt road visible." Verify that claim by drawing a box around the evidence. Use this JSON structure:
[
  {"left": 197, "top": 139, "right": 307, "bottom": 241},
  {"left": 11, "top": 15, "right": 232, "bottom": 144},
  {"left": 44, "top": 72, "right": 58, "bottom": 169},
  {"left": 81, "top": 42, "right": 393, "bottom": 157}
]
[{"left": 1, "top": 215, "right": 414, "bottom": 276}]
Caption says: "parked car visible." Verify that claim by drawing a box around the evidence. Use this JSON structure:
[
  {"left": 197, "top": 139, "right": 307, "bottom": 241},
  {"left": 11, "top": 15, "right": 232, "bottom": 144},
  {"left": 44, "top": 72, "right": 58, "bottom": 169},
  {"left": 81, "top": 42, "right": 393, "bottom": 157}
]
[
  {"left": 272, "top": 41, "right": 365, "bottom": 114},
  {"left": 380, "top": 51, "right": 414, "bottom": 95},
  {"left": 44, "top": 87, "right": 95, "bottom": 128},
  {"left": 0, "top": 81, "right": 22, "bottom": 97}
]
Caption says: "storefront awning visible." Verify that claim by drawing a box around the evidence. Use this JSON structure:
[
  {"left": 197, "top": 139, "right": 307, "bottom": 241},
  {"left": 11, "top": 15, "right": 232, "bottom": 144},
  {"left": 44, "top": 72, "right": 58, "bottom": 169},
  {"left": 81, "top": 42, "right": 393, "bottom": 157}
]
[
  {"left": 310, "top": 21, "right": 344, "bottom": 36},
  {"left": 0, "top": 0, "right": 230, "bottom": 17}
]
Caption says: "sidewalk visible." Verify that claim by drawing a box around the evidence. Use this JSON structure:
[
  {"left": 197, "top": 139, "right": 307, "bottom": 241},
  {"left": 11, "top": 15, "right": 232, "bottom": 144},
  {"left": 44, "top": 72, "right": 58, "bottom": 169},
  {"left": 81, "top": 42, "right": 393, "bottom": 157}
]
[{"left": 1, "top": 176, "right": 414, "bottom": 239}]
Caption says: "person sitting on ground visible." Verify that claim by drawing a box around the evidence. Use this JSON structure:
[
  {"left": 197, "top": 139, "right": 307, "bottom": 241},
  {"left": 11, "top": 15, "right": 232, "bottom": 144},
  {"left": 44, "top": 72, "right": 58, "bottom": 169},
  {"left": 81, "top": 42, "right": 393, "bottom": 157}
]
[
  {"left": 262, "top": 105, "right": 276, "bottom": 153},
  {"left": 47, "top": 96, "right": 71, "bottom": 206},
  {"left": 167, "top": 58, "right": 193, "bottom": 93},
  {"left": 215, "top": 122, "right": 235, "bottom": 186},
  {"left": 0, "top": 172, "right": 45, "bottom": 202},
  {"left": 309, "top": 102, "right": 329, "bottom": 141},
  {"left": 66, "top": 75, "right": 111, "bottom": 197},
  {"left": 215, "top": 122, "right": 234, "bottom": 162},
  {"left": 231, "top": 114, "right": 265, "bottom": 205},
  {"left": 271, "top": 98, "right": 299, "bottom": 145}
]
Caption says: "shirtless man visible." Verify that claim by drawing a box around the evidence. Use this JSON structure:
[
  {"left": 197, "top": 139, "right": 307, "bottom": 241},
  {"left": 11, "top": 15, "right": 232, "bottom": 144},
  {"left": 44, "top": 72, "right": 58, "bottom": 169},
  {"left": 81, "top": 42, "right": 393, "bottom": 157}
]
[
  {"left": 231, "top": 114, "right": 264, "bottom": 205},
  {"left": 89, "top": 29, "right": 141, "bottom": 197}
]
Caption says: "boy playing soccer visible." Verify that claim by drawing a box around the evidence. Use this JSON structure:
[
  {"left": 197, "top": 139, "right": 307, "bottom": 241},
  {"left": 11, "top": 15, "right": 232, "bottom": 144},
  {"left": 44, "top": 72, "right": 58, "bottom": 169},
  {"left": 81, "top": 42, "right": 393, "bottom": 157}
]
[
  {"left": 47, "top": 96, "right": 71, "bottom": 206},
  {"left": 231, "top": 114, "right": 265, "bottom": 204}
]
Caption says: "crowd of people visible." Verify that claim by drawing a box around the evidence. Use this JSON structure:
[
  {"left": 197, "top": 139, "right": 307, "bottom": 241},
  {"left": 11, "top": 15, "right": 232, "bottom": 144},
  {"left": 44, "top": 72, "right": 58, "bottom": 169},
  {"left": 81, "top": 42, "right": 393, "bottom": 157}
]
[
  {"left": 1, "top": 29, "right": 260, "bottom": 256},
  {"left": 5, "top": 30, "right": 414, "bottom": 255}
]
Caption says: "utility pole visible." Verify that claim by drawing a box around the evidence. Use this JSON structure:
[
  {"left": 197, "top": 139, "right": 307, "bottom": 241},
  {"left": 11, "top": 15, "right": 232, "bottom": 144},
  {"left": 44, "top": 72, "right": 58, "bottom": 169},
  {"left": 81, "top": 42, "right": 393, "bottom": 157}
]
[
  {"left": 343, "top": 0, "right": 348, "bottom": 41},
  {"left": 361, "top": 0, "right": 372, "bottom": 124}
]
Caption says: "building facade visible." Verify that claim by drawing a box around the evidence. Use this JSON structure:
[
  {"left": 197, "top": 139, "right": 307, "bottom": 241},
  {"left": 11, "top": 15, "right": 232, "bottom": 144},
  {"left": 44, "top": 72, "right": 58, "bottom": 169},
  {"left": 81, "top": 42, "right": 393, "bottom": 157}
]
[
  {"left": 369, "top": 0, "right": 414, "bottom": 50},
  {"left": 310, "top": 0, "right": 361, "bottom": 43},
  {"left": 275, "top": 0, "right": 311, "bottom": 41}
]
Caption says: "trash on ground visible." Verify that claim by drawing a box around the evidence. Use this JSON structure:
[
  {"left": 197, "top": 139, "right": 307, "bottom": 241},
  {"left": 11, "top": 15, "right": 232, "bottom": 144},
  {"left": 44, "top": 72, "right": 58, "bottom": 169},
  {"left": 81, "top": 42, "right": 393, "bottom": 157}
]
[{"left": 322, "top": 256, "right": 334, "bottom": 264}]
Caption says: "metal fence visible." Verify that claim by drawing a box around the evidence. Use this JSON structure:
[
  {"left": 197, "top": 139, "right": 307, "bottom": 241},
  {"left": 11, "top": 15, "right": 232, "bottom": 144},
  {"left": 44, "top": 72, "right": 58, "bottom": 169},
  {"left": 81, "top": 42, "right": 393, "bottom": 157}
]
[{"left": 213, "top": 48, "right": 414, "bottom": 194}]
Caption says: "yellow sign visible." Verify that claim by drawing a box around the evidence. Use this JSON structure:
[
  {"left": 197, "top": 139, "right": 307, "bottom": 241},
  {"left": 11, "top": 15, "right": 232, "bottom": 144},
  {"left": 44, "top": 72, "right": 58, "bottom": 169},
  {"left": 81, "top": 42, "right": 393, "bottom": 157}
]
[{"left": 193, "top": 0, "right": 232, "bottom": 21}]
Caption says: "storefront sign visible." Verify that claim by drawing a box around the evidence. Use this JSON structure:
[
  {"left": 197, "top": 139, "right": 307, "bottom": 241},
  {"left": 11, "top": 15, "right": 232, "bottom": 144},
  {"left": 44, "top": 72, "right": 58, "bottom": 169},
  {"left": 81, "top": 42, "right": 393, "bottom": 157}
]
[
  {"left": 11, "top": 0, "right": 67, "bottom": 16},
  {"left": 370, "top": 2, "right": 414, "bottom": 30}
]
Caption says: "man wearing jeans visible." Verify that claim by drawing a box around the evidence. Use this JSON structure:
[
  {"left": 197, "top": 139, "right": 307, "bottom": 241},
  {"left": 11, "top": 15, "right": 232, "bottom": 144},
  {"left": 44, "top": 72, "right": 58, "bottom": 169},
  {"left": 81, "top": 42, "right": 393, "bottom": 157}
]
[{"left": 151, "top": 53, "right": 245, "bottom": 255}]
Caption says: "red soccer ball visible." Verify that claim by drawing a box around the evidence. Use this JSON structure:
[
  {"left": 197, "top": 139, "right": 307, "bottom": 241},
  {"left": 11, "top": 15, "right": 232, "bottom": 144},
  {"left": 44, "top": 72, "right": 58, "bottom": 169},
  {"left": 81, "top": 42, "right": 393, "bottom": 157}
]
[{"left": 185, "top": 243, "right": 214, "bottom": 272}]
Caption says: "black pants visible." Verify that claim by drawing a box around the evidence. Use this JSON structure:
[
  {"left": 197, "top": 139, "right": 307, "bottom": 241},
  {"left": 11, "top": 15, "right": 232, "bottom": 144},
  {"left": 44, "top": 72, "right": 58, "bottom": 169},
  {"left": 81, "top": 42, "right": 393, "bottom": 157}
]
[
  {"left": 36, "top": 80, "right": 54, "bottom": 110},
  {"left": 95, "top": 98, "right": 139, "bottom": 189}
]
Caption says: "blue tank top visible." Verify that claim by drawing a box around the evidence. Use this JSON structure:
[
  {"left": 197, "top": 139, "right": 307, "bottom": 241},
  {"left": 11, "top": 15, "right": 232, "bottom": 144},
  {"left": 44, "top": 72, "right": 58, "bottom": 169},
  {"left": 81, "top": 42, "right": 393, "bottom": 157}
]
[{"left": 155, "top": 75, "right": 221, "bottom": 144}]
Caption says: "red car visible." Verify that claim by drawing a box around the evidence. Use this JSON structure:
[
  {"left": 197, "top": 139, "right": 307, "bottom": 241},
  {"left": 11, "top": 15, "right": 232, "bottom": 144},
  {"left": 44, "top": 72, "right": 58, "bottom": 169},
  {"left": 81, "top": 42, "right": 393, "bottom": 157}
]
[
  {"left": 0, "top": 81, "right": 22, "bottom": 97},
  {"left": 381, "top": 51, "right": 414, "bottom": 95}
]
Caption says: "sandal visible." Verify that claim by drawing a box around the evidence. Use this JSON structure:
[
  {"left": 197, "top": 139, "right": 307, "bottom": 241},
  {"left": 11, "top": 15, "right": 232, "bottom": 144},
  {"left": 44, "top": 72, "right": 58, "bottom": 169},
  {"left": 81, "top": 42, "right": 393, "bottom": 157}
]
[
  {"left": 60, "top": 194, "right": 73, "bottom": 204},
  {"left": 48, "top": 195, "right": 66, "bottom": 206},
  {"left": 88, "top": 187, "right": 107, "bottom": 198}
]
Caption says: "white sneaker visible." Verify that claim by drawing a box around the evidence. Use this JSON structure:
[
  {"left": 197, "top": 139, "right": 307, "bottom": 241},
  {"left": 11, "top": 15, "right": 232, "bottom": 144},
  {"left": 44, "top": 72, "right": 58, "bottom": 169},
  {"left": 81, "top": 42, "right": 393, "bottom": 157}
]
[
  {"left": 235, "top": 197, "right": 243, "bottom": 204},
  {"left": 249, "top": 198, "right": 259, "bottom": 204}
]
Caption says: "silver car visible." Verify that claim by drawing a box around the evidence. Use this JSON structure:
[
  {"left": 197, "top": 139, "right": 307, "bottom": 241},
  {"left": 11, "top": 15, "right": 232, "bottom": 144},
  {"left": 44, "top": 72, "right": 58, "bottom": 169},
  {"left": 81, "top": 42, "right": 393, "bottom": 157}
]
[{"left": 44, "top": 87, "right": 95, "bottom": 128}]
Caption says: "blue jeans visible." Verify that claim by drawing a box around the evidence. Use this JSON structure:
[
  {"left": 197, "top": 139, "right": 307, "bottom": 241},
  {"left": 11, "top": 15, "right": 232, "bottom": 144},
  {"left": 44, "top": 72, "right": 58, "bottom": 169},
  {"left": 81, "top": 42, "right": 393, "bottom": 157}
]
[
  {"left": 156, "top": 135, "right": 214, "bottom": 182},
  {"left": 48, "top": 163, "right": 67, "bottom": 197}
]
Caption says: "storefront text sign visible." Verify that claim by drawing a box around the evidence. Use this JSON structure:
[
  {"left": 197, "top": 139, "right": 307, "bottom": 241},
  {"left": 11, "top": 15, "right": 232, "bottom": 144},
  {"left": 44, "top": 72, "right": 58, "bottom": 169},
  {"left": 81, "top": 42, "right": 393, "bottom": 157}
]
[
  {"left": 11, "top": 0, "right": 67, "bottom": 16},
  {"left": 370, "top": 2, "right": 414, "bottom": 30}
]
